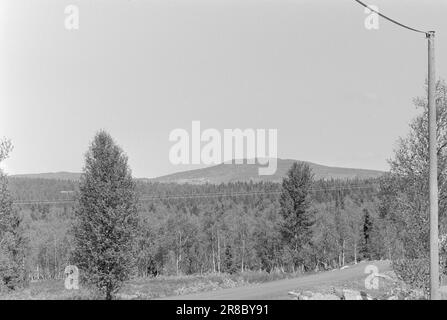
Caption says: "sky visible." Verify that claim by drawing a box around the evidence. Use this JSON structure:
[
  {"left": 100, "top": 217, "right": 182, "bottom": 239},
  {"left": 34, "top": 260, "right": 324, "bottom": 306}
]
[{"left": 1, "top": 0, "right": 446, "bottom": 178}]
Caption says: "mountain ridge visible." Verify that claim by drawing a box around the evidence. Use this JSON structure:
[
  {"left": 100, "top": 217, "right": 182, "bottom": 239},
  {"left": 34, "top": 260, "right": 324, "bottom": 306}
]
[
  {"left": 10, "top": 172, "right": 82, "bottom": 181},
  {"left": 149, "top": 159, "right": 384, "bottom": 184}
]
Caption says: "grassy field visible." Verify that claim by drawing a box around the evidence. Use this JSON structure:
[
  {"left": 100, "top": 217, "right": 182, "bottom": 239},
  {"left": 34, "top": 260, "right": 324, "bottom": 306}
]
[{"left": 0, "top": 271, "right": 304, "bottom": 300}]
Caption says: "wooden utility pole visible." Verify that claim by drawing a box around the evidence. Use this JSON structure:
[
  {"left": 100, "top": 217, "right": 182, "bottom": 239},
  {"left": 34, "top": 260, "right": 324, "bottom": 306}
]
[
  {"left": 427, "top": 30, "right": 440, "bottom": 300},
  {"left": 353, "top": 0, "right": 440, "bottom": 300}
]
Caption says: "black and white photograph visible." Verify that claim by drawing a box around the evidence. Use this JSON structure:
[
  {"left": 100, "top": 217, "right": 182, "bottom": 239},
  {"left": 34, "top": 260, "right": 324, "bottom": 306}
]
[{"left": 1, "top": 0, "right": 447, "bottom": 308}]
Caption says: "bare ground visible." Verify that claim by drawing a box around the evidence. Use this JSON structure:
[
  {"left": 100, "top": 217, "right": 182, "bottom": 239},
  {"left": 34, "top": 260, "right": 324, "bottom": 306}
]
[{"left": 160, "top": 260, "right": 391, "bottom": 300}]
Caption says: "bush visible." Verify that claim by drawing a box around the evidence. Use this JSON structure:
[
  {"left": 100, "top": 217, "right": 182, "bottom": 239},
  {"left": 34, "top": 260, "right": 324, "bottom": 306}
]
[{"left": 392, "top": 258, "right": 429, "bottom": 294}]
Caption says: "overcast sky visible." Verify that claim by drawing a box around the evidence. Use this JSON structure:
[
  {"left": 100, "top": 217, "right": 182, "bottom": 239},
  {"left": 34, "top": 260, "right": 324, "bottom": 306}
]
[{"left": 1, "top": 0, "right": 446, "bottom": 178}]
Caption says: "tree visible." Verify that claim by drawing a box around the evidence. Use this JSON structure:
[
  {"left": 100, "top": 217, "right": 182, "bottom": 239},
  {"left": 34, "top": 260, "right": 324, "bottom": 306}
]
[
  {"left": 0, "top": 139, "right": 27, "bottom": 290},
  {"left": 312, "top": 202, "right": 339, "bottom": 270},
  {"left": 164, "top": 210, "right": 198, "bottom": 275},
  {"left": 279, "top": 162, "right": 315, "bottom": 271},
  {"left": 222, "top": 244, "right": 237, "bottom": 274},
  {"left": 384, "top": 79, "right": 447, "bottom": 292},
  {"left": 360, "top": 208, "right": 373, "bottom": 260},
  {"left": 389, "top": 80, "right": 447, "bottom": 245},
  {"left": 252, "top": 202, "right": 282, "bottom": 272},
  {"left": 72, "top": 131, "right": 138, "bottom": 299},
  {"left": 333, "top": 193, "right": 349, "bottom": 267}
]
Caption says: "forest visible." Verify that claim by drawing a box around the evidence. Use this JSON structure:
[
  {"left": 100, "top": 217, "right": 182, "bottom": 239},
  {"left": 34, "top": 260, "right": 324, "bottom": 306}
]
[{"left": 8, "top": 175, "right": 385, "bottom": 280}]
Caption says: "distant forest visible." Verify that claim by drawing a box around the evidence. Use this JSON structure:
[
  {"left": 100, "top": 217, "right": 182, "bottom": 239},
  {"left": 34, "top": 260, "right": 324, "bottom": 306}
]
[{"left": 8, "top": 176, "right": 386, "bottom": 279}]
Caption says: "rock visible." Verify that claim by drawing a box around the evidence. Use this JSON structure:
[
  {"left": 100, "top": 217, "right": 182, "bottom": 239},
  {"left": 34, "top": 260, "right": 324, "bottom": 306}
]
[
  {"left": 289, "top": 288, "right": 374, "bottom": 300},
  {"left": 406, "top": 289, "right": 425, "bottom": 300},
  {"left": 330, "top": 287, "right": 344, "bottom": 299},
  {"left": 342, "top": 289, "right": 373, "bottom": 300},
  {"left": 360, "top": 291, "right": 374, "bottom": 300},
  {"left": 304, "top": 292, "right": 340, "bottom": 300},
  {"left": 116, "top": 293, "right": 139, "bottom": 300},
  {"left": 288, "top": 291, "right": 302, "bottom": 300},
  {"left": 288, "top": 290, "right": 340, "bottom": 300},
  {"left": 298, "top": 290, "right": 316, "bottom": 300}
]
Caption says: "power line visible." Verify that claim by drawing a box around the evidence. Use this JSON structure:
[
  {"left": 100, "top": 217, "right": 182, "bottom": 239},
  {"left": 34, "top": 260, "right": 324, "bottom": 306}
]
[
  {"left": 12, "top": 184, "right": 379, "bottom": 205},
  {"left": 354, "top": 0, "right": 428, "bottom": 35}
]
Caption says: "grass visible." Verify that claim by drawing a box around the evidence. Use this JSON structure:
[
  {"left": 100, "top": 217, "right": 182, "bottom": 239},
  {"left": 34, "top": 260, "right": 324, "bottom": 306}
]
[
  {"left": 0, "top": 270, "right": 303, "bottom": 300},
  {"left": 0, "top": 280, "right": 95, "bottom": 300}
]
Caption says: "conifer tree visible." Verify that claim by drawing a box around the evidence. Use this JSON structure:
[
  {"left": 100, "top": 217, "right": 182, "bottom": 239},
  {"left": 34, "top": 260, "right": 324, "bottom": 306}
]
[
  {"left": 72, "top": 131, "right": 138, "bottom": 299},
  {"left": 279, "top": 162, "right": 314, "bottom": 271},
  {"left": 360, "top": 208, "right": 373, "bottom": 260}
]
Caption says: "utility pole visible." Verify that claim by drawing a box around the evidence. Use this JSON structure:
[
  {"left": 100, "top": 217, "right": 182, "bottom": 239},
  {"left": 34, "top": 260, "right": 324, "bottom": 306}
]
[
  {"left": 427, "top": 30, "right": 440, "bottom": 300},
  {"left": 353, "top": 0, "right": 440, "bottom": 300}
]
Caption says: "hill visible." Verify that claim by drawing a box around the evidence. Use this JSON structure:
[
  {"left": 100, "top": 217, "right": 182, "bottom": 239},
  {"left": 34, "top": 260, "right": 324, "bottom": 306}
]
[
  {"left": 11, "top": 172, "right": 81, "bottom": 181},
  {"left": 150, "top": 159, "right": 384, "bottom": 184}
]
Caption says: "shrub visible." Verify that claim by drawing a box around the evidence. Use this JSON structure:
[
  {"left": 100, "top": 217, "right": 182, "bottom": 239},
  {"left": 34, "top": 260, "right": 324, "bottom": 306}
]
[{"left": 392, "top": 258, "right": 429, "bottom": 294}]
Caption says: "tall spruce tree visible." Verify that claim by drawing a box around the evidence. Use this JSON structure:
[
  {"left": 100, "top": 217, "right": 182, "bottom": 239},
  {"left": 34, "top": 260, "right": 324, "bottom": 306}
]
[
  {"left": 279, "top": 162, "right": 314, "bottom": 271},
  {"left": 0, "top": 139, "right": 27, "bottom": 290},
  {"left": 72, "top": 131, "right": 138, "bottom": 299},
  {"left": 360, "top": 208, "right": 373, "bottom": 260}
]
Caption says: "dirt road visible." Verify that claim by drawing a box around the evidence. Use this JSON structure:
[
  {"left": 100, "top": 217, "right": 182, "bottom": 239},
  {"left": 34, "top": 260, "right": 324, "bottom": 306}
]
[{"left": 161, "top": 260, "right": 391, "bottom": 300}]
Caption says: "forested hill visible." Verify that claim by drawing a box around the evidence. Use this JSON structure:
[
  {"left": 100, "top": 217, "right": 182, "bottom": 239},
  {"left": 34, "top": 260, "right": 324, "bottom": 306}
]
[
  {"left": 150, "top": 159, "right": 384, "bottom": 184},
  {"left": 11, "top": 172, "right": 81, "bottom": 181}
]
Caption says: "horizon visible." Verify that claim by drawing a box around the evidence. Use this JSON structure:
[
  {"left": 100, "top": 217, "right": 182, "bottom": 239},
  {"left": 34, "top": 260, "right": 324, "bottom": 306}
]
[{"left": 9, "top": 157, "right": 385, "bottom": 180}]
